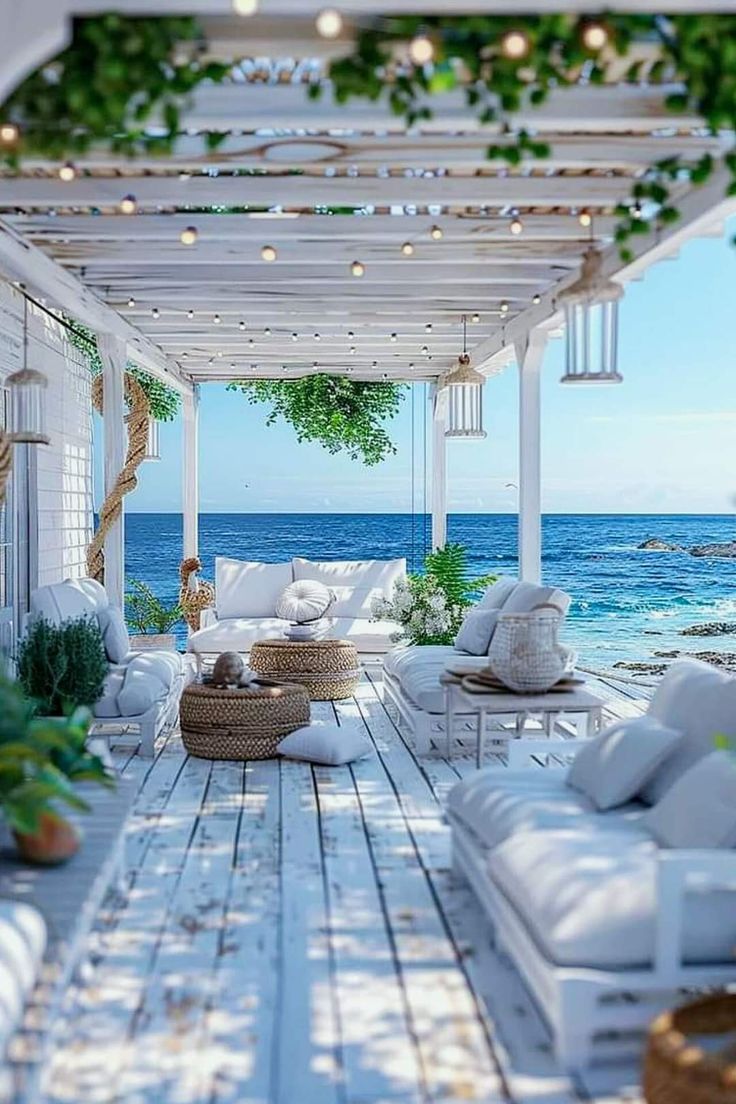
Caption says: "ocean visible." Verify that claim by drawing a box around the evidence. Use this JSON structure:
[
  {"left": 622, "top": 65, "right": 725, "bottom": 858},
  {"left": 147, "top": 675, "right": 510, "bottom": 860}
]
[{"left": 125, "top": 513, "right": 736, "bottom": 670}]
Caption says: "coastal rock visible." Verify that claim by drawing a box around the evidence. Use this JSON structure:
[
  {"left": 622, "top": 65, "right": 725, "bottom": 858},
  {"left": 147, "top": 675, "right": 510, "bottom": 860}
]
[
  {"left": 637, "top": 538, "right": 683, "bottom": 552},
  {"left": 616, "top": 650, "right": 736, "bottom": 675},
  {"left": 689, "top": 541, "right": 736, "bottom": 558},
  {"left": 681, "top": 622, "right": 736, "bottom": 637},
  {"left": 613, "top": 660, "right": 667, "bottom": 675}
]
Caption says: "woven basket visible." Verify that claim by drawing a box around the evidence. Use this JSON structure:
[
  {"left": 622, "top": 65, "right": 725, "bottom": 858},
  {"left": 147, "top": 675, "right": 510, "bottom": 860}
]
[
  {"left": 179, "top": 680, "right": 310, "bottom": 760},
  {"left": 643, "top": 994, "right": 736, "bottom": 1104},
  {"left": 249, "top": 639, "right": 360, "bottom": 701}
]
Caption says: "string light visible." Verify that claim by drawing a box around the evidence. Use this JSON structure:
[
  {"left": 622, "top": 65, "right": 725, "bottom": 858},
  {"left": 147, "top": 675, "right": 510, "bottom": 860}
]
[
  {"left": 347, "top": 331, "right": 355, "bottom": 340},
  {"left": 471, "top": 313, "right": 480, "bottom": 323},
  {"left": 314, "top": 332, "right": 321, "bottom": 341},
  {"left": 214, "top": 313, "right": 221, "bottom": 324},
  {"left": 291, "top": 332, "right": 298, "bottom": 341},
  {"left": 401, "top": 241, "right": 415, "bottom": 257},
  {"left": 509, "top": 215, "right": 524, "bottom": 235},
  {"left": 409, "top": 33, "right": 435, "bottom": 66},
  {"left": 500, "top": 29, "right": 531, "bottom": 60},
  {"left": 350, "top": 346, "right": 356, "bottom": 355},
  {"left": 390, "top": 333, "right": 398, "bottom": 342},
  {"left": 127, "top": 297, "right": 136, "bottom": 308},
  {"left": 532, "top": 293, "right": 541, "bottom": 305},
  {"left": 58, "top": 162, "right": 76, "bottom": 182},
  {"left": 581, "top": 20, "right": 609, "bottom": 51},
  {"left": 430, "top": 225, "right": 443, "bottom": 241},
  {"left": 180, "top": 225, "right": 198, "bottom": 246},
  {"left": 187, "top": 309, "right": 194, "bottom": 319},
  {"left": 630, "top": 201, "right": 643, "bottom": 220},
  {"left": 500, "top": 300, "right": 509, "bottom": 314},
  {"left": 232, "top": 0, "right": 258, "bottom": 14},
  {"left": 0, "top": 123, "right": 19, "bottom": 144},
  {"left": 351, "top": 260, "right": 365, "bottom": 277},
  {"left": 264, "top": 327, "right": 271, "bottom": 335},
  {"left": 315, "top": 8, "right": 343, "bottom": 38},
  {"left": 261, "top": 244, "right": 277, "bottom": 262},
  {"left": 425, "top": 323, "right": 432, "bottom": 333},
  {"left": 239, "top": 320, "right": 246, "bottom": 330},
  {"left": 578, "top": 209, "right": 593, "bottom": 228},
  {"left": 120, "top": 194, "right": 137, "bottom": 215},
  {"left": 151, "top": 307, "right": 159, "bottom": 319},
  {"left": 421, "top": 344, "right": 429, "bottom": 355}
]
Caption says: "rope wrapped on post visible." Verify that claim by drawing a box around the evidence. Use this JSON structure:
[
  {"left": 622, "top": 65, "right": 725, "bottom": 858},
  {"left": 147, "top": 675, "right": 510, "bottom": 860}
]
[
  {"left": 0, "top": 430, "right": 11, "bottom": 506},
  {"left": 86, "top": 372, "right": 150, "bottom": 584},
  {"left": 179, "top": 557, "right": 215, "bottom": 633}
]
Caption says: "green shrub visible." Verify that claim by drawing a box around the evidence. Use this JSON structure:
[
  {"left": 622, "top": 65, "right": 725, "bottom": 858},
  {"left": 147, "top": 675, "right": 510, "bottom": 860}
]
[
  {"left": 17, "top": 617, "right": 109, "bottom": 716},
  {"left": 125, "top": 579, "right": 182, "bottom": 634}
]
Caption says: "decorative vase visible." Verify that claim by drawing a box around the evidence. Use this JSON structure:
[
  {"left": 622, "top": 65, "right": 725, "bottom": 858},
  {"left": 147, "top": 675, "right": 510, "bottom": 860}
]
[
  {"left": 130, "top": 633, "right": 177, "bottom": 651},
  {"left": 488, "top": 610, "right": 569, "bottom": 693},
  {"left": 14, "top": 811, "right": 82, "bottom": 866}
]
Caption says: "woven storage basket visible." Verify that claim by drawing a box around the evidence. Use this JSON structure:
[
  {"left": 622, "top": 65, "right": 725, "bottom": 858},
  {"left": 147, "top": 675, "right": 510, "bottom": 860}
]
[
  {"left": 249, "top": 639, "right": 360, "bottom": 701},
  {"left": 179, "top": 680, "right": 310, "bottom": 760},
  {"left": 643, "top": 994, "right": 736, "bottom": 1104}
]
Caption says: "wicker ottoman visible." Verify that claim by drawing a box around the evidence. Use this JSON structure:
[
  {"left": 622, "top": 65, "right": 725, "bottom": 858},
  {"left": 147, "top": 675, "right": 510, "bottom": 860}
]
[
  {"left": 179, "top": 680, "right": 310, "bottom": 760},
  {"left": 249, "top": 639, "right": 360, "bottom": 701}
]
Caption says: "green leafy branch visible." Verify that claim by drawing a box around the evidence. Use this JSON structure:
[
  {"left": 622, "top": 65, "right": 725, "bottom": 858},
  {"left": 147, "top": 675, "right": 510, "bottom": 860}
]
[{"left": 125, "top": 579, "right": 182, "bottom": 635}]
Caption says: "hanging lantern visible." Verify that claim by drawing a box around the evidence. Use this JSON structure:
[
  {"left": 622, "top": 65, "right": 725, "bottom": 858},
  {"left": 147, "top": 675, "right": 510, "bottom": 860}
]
[
  {"left": 558, "top": 247, "right": 624, "bottom": 385},
  {"left": 443, "top": 316, "right": 487, "bottom": 440},
  {"left": 143, "top": 418, "right": 161, "bottom": 462},
  {"left": 8, "top": 302, "right": 49, "bottom": 444}
]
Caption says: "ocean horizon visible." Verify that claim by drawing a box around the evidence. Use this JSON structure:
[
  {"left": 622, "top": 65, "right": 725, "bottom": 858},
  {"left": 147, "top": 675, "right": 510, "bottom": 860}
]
[{"left": 126, "top": 511, "right": 736, "bottom": 669}]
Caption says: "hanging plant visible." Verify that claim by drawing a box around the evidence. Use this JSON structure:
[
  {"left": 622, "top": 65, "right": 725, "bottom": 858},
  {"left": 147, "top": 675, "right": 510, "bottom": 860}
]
[
  {"left": 66, "top": 320, "right": 180, "bottom": 422},
  {"left": 314, "top": 13, "right": 736, "bottom": 258},
  {"left": 227, "top": 375, "right": 405, "bottom": 466}
]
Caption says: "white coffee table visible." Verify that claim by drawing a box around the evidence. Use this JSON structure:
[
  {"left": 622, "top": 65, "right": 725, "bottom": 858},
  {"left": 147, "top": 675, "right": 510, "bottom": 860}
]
[{"left": 443, "top": 676, "right": 605, "bottom": 768}]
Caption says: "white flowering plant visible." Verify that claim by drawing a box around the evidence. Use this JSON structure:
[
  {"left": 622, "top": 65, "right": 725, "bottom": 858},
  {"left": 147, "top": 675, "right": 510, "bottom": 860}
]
[{"left": 372, "top": 543, "right": 496, "bottom": 646}]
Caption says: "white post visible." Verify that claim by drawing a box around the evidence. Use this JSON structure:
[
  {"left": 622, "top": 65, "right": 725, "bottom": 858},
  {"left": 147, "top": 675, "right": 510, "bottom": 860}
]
[
  {"left": 182, "top": 384, "right": 200, "bottom": 559},
  {"left": 515, "top": 329, "right": 548, "bottom": 584},
  {"left": 97, "top": 333, "right": 127, "bottom": 609},
  {"left": 431, "top": 384, "right": 448, "bottom": 550}
]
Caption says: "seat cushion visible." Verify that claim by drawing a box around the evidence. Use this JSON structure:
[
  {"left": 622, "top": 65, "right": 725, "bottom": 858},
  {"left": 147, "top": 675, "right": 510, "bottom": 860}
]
[
  {"left": 215, "top": 557, "right": 294, "bottom": 620},
  {"left": 488, "top": 828, "right": 736, "bottom": 969},
  {"left": 567, "top": 715, "right": 683, "bottom": 811},
  {"left": 127, "top": 650, "right": 183, "bottom": 689},
  {"left": 448, "top": 767, "right": 646, "bottom": 852},
  {"left": 117, "top": 669, "right": 168, "bottom": 717},
  {"left": 94, "top": 669, "right": 127, "bottom": 718},
  {"left": 385, "top": 645, "right": 488, "bottom": 711},
  {"left": 383, "top": 644, "right": 458, "bottom": 679},
  {"left": 187, "top": 617, "right": 291, "bottom": 654},
  {"left": 293, "top": 556, "right": 405, "bottom": 619},
  {"left": 478, "top": 576, "right": 519, "bottom": 610},
  {"left": 643, "top": 752, "right": 736, "bottom": 849},
  {"left": 329, "top": 616, "right": 399, "bottom": 653},
  {"left": 0, "top": 902, "right": 47, "bottom": 1062},
  {"left": 643, "top": 659, "right": 736, "bottom": 804}
]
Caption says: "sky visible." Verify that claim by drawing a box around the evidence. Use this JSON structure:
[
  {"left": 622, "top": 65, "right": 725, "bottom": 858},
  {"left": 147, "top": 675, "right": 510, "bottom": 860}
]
[{"left": 107, "top": 226, "right": 736, "bottom": 515}]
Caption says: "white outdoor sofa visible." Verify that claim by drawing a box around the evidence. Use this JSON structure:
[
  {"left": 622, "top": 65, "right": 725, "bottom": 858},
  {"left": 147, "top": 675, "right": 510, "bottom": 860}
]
[
  {"left": 30, "top": 578, "right": 191, "bottom": 758},
  {"left": 447, "top": 658, "right": 736, "bottom": 1072},
  {"left": 383, "top": 576, "right": 571, "bottom": 754},
  {"left": 187, "top": 554, "right": 405, "bottom": 665}
]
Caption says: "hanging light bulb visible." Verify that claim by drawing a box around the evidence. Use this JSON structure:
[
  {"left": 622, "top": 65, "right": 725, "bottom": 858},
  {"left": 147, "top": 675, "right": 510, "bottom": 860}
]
[
  {"left": 120, "top": 194, "right": 137, "bottom": 215},
  {"left": 0, "top": 123, "right": 19, "bottom": 145},
  {"left": 630, "top": 201, "right": 643, "bottom": 220},
  {"left": 261, "top": 244, "right": 277, "bottom": 262},
  {"left": 558, "top": 246, "right": 624, "bottom": 384},
  {"left": 187, "top": 308, "right": 194, "bottom": 320},
  {"left": 264, "top": 327, "right": 271, "bottom": 335},
  {"left": 232, "top": 0, "right": 258, "bottom": 14},
  {"left": 578, "top": 209, "right": 593, "bottom": 229},
  {"left": 430, "top": 224, "right": 443, "bottom": 241},
  {"left": 500, "top": 300, "right": 509, "bottom": 314},
  {"left": 349, "top": 345, "right": 356, "bottom": 355},
  {"left": 127, "top": 297, "right": 136, "bottom": 308},
  {"left": 421, "top": 344, "right": 429, "bottom": 356},
  {"left": 58, "top": 162, "right": 76, "bottom": 182},
  {"left": 351, "top": 260, "right": 365, "bottom": 277},
  {"left": 509, "top": 215, "right": 524, "bottom": 236},
  {"left": 151, "top": 307, "right": 160, "bottom": 319},
  {"left": 315, "top": 8, "right": 343, "bottom": 38},
  {"left": 347, "top": 331, "right": 355, "bottom": 340},
  {"left": 500, "top": 29, "right": 531, "bottom": 60},
  {"left": 291, "top": 332, "right": 298, "bottom": 342},
  {"left": 425, "top": 323, "right": 432, "bottom": 334},
  {"left": 390, "top": 333, "right": 398, "bottom": 343},
  {"left": 471, "top": 313, "right": 480, "bottom": 323},
  {"left": 532, "top": 293, "right": 541, "bottom": 305},
  {"left": 180, "top": 225, "right": 198, "bottom": 246},
  {"left": 409, "top": 32, "right": 435, "bottom": 66},
  {"left": 239, "top": 320, "right": 246, "bottom": 330},
  {"left": 581, "top": 19, "right": 609, "bottom": 51},
  {"left": 401, "top": 241, "right": 415, "bottom": 257},
  {"left": 214, "top": 313, "right": 221, "bottom": 324},
  {"left": 443, "top": 315, "right": 486, "bottom": 440}
]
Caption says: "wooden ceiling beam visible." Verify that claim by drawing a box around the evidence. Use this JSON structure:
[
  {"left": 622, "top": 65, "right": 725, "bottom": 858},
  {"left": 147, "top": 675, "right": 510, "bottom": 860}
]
[{"left": 75, "top": 262, "right": 565, "bottom": 284}]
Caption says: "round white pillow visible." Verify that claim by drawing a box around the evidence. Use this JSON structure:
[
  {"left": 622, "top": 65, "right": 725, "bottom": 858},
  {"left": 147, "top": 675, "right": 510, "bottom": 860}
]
[{"left": 275, "top": 580, "right": 333, "bottom": 623}]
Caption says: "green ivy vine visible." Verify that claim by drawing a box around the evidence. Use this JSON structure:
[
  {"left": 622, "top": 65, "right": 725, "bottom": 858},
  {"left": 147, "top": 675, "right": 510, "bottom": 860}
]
[
  {"left": 227, "top": 376, "right": 405, "bottom": 466},
  {"left": 315, "top": 13, "right": 736, "bottom": 259}
]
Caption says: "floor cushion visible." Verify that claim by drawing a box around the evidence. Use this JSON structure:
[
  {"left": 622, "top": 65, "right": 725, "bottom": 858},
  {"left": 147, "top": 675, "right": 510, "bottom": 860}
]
[
  {"left": 278, "top": 721, "right": 372, "bottom": 765},
  {"left": 216, "top": 557, "right": 294, "bottom": 620},
  {"left": 488, "top": 828, "right": 736, "bottom": 969}
]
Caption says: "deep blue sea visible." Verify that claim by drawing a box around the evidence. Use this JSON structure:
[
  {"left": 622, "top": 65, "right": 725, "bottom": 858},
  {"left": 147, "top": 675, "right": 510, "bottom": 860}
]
[{"left": 125, "top": 513, "right": 736, "bottom": 669}]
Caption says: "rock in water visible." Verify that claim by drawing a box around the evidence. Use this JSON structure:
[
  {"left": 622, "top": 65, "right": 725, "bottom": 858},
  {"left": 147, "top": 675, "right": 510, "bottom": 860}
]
[
  {"left": 637, "top": 538, "right": 683, "bottom": 552},
  {"left": 689, "top": 541, "right": 736, "bottom": 558},
  {"left": 681, "top": 622, "right": 736, "bottom": 637}
]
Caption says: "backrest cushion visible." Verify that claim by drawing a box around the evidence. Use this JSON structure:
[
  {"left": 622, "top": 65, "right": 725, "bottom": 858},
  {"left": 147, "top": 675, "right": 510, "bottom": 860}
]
[
  {"left": 567, "top": 715, "right": 683, "bottom": 811},
  {"left": 477, "top": 577, "right": 518, "bottom": 610},
  {"left": 293, "top": 557, "right": 406, "bottom": 619},
  {"left": 216, "top": 557, "right": 294, "bottom": 619},
  {"left": 642, "top": 659, "right": 736, "bottom": 804},
  {"left": 454, "top": 608, "right": 499, "bottom": 656},
  {"left": 501, "top": 581, "right": 571, "bottom": 617},
  {"left": 30, "top": 577, "right": 109, "bottom": 626},
  {"left": 643, "top": 752, "right": 736, "bottom": 848},
  {"left": 97, "top": 607, "right": 130, "bottom": 664}
]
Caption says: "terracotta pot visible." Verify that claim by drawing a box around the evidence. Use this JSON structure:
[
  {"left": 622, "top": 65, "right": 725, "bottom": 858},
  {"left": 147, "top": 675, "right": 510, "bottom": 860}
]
[
  {"left": 14, "top": 811, "right": 82, "bottom": 866},
  {"left": 130, "top": 633, "right": 177, "bottom": 651}
]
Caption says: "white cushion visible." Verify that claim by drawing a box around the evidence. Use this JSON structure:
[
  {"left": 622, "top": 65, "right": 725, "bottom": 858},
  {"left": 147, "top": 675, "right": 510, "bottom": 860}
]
[
  {"left": 383, "top": 644, "right": 457, "bottom": 679},
  {"left": 30, "top": 577, "right": 109, "bottom": 624},
  {"left": 643, "top": 752, "right": 736, "bottom": 848},
  {"left": 643, "top": 660, "right": 736, "bottom": 804},
  {"left": 488, "top": 829, "right": 736, "bottom": 969},
  {"left": 127, "top": 650, "right": 182, "bottom": 689},
  {"left": 216, "top": 557, "right": 294, "bottom": 620},
  {"left": 454, "top": 608, "right": 499, "bottom": 655},
  {"left": 117, "top": 669, "right": 168, "bottom": 717},
  {"left": 329, "top": 616, "right": 400, "bottom": 653},
  {"left": 94, "top": 669, "right": 127, "bottom": 718},
  {"left": 188, "top": 617, "right": 290, "bottom": 655},
  {"left": 97, "top": 606, "right": 130, "bottom": 664},
  {"left": 278, "top": 721, "right": 372, "bottom": 765},
  {"left": 478, "top": 576, "right": 518, "bottom": 610},
  {"left": 396, "top": 650, "right": 489, "bottom": 713},
  {"left": 448, "top": 767, "right": 646, "bottom": 851},
  {"left": 293, "top": 556, "right": 405, "bottom": 619},
  {"left": 567, "top": 715, "right": 683, "bottom": 811},
  {"left": 501, "top": 582, "right": 571, "bottom": 617},
  {"left": 0, "top": 902, "right": 47, "bottom": 1062},
  {"left": 275, "top": 579, "right": 333, "bottom": 623}
]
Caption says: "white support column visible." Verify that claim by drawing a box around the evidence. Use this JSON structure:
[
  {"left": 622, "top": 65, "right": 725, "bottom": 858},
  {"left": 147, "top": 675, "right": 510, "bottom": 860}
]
[
  {"left": 515, "top": 329, "right": 549, "bottom": 584},
  {"left": 97, "top": 333, "right": 127, "bottom": 609},
  {"left": 182, "top": 384, "right": 200, "bottom": 560},
  {"left": 431, "top": 384, "right": 448, "bottom": 550}
]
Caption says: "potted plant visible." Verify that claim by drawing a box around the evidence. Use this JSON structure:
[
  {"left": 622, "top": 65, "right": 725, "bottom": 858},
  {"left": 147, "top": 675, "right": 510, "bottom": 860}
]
[
  {"left": 125, "top": 579, "right": 182, "bottom": 651},
  {"left": 16, "top": 616, "right": 109, "bottom": 717},
  {"left": 0, "top": 673, "right": 114, "bottom": 865}
]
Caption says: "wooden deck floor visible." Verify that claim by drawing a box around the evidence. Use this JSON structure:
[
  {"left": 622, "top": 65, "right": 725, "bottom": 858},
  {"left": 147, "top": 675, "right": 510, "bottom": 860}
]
[{"left": 39, "top": 667, "right": 655, "bottom": 1104}]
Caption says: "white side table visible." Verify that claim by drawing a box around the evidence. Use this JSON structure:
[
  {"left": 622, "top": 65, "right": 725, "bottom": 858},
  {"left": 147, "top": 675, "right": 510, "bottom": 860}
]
[{"left": 443, "top": 677, "right": 605, "bottom": 768}]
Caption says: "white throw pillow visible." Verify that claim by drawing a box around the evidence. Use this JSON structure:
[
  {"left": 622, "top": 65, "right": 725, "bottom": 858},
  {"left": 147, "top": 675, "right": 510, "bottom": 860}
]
[
  {"left": 98, "top": 606, "right": 130, "bottom": 664},
  {"left": 215, "top": 557, "right": 293, "bottom": 620},
  {"left": 277, "top": 721, "right": 372, "bottom": 765},
  {"left": 643, "top": 751, "right": 736, "bottom": 848},
  {"left": 275, "top": 580, "right": 333, "bottom": 623},
  {"left": 478, "top": 576, "right": 518, "bottom": 610},
  {"left": 454, "top": 608, "right": 499, "bottom": 655},
  {"left": 567, "top": 715, "right": 683, "bottom": 811}
]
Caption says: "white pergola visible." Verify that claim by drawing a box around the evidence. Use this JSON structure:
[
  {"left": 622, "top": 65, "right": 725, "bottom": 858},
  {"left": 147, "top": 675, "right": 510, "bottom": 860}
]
[{"left": 2, "top": 0, "right": 735, "bottom": 605}]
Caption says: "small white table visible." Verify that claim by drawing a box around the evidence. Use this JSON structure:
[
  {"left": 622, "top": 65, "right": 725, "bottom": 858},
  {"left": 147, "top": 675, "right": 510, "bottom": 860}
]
[{"left": 443, "top": 677, "right": 605, "bottom": 768}]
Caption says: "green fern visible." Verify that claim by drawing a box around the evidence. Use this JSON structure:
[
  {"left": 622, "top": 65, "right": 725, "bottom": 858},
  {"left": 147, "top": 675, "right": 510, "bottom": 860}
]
[
  {"left": 125, "top": 579, "right": 182, "bottom": 635},
  {"left": 422, "top": 543, "right": 496, "bottom": 610}
]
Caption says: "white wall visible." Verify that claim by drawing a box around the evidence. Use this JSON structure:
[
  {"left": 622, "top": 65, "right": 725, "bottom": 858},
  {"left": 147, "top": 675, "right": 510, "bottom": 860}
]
[{"left": 0, "top": 280, "right": 93, "bottom": 594}]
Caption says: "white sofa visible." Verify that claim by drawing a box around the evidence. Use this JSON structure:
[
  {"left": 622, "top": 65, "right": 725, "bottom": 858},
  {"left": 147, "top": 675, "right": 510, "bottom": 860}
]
[
  {"left": 30, "top": 578, "right": 191, "bottom": 758},
  {"left": 187, "top": 555, "right": 405, "bottom": 663},
  {"left": 383, "top": 576, "right": 571, "bottom": 753},
  {"left": 448, "top": 658, "right": 736, "bottom": 1071}
]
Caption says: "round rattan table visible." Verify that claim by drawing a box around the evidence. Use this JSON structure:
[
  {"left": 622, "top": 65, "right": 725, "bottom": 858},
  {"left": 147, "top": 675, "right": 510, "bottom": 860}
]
[
  {"left": 179, "top": 679, "right": 310, "bottom": 760},
  {"left": 249, "top": 638, "right": 361, "bottom": 701}
]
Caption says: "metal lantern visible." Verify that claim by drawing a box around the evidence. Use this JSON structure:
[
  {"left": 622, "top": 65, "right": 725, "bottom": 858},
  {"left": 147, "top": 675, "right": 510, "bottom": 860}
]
[
  {"left": 8, "top": 299, "right": 50, "bottom": 445},
  {"left": 443, "top": 315, "right": 487, "bottom": 439},
  {"left": 143, "top": 418, "right": 161, "bottom": 462},
  {"left": 558, "top": 247, "right": 624, "bottom": 385}
]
